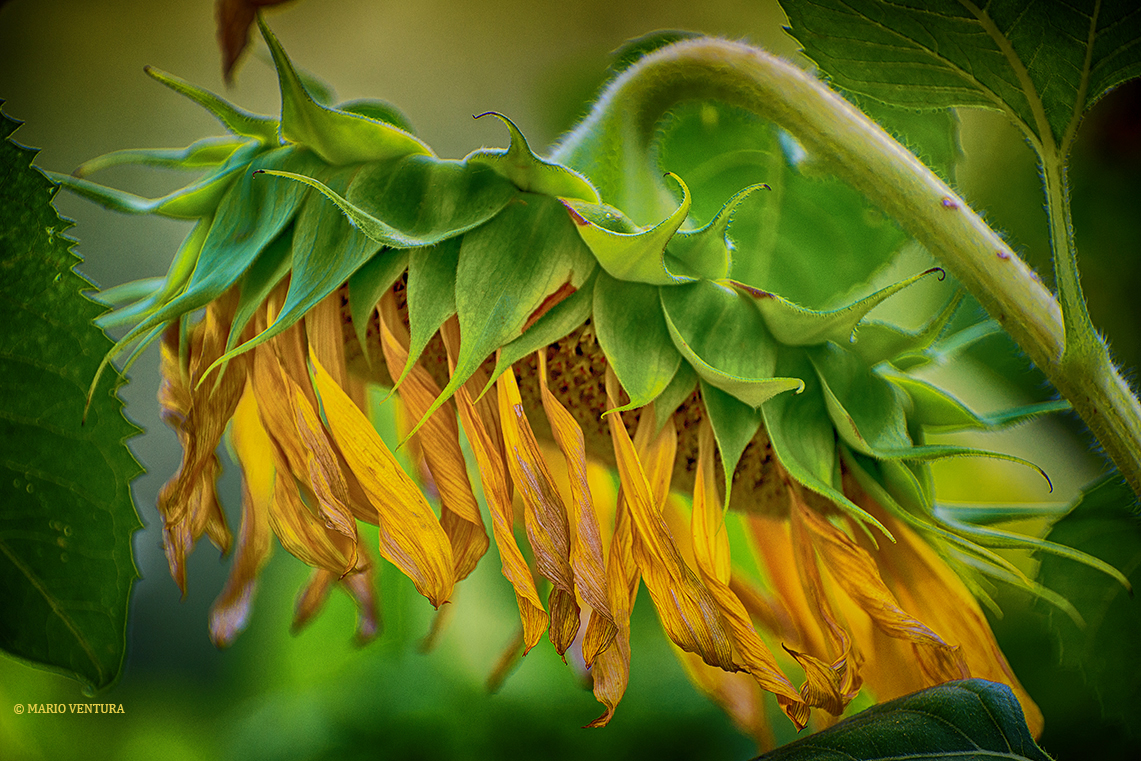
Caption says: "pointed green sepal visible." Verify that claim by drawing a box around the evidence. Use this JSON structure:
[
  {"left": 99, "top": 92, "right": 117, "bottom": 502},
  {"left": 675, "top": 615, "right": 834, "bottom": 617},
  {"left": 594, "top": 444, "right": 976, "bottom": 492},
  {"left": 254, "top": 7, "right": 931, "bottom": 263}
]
[
  {"left": 259, "top": 16, "right": 432, "bottom": 164},
  {"left": 73, "top": 136, "right": 250, "bottom": 178},
  {"left": 729, "top": 267, "right": 946, "bottom": 347},
  {"left": 143, "top": 65, "right": 278, "bottom": 144},
  {"left": 701, "top": 380, "right": 764, "bottom": 510},
  {"left": 466, "top": 112, "right": 599, "bottom": 202},
  {"left": 46, "top": 139, "right": 263, "bottom": 219},
  {"left": 666, "top": 183, "right": 768, "bottom": 281},
  {"left": 563, "top": 172, "right": 694, "bottom": 285},
  {"left": 348, "top": 249, "right": 411, "bottom": 365}
]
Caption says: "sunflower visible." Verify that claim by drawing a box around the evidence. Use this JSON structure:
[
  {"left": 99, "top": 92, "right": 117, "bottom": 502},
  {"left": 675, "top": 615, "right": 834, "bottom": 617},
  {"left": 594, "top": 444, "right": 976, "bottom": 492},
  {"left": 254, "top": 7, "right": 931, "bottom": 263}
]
[{"left": 55, "top": 18, "right": 1127, "bottom": 743}]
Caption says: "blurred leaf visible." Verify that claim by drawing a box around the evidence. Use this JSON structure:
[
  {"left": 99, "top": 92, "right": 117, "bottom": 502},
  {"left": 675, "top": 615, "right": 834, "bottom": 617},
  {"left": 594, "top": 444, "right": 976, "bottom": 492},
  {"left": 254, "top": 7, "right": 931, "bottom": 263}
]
[
  {"left": 754, "top": 679, "right": 1050, "bottom": 760},
  {"left": 0, "top": 110, "right": 143, "bottom": 690},
  {"left": 657, "top": 103, "right": 911, "bottom": 308},
  {"left": 782, "top": 0, "right": 1141, "bottom": 148},
  {"left": 1040, "top": 472, "right": 1141, "bottom": 736}
]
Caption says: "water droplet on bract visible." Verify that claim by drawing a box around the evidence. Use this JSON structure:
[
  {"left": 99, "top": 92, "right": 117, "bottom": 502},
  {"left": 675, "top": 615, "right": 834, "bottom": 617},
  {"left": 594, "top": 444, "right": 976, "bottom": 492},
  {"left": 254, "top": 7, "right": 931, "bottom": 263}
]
[
  {"left": 26, "top": 483, "right": 33, "bottom": 494},
  {"left": 59, "top": 553, "right": 68, "bottom": 563},
  {"left": 56, "top": 536, "right": 67, "bottom": 548},
  {"left": 63, "top": 525, "right": 73, "bottom": 537}
]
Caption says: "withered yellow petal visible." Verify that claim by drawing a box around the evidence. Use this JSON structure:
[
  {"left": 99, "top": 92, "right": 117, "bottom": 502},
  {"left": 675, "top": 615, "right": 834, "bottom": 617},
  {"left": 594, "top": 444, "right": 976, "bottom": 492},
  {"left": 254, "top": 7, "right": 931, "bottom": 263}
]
[
  {"left": 309, "top": 348, "right": 455, "bottom": 608},
  {"left": 497, "top": 365, "right": 581, "bottom": 652},
  {"left": 690, "top": 419, "right": 802, "bottom": 705},
  {"left": 441, "top": 319, "right": 548, "bottom": 652},
  {"left": 379, "top": 294, "right": 488, "bottom": 580},
  {"left": 210, "top": 386, "right": 273, "bottom": 648},
  {"left": 604, "top": 368, "right": 735, "bottom": 671},
  {"left": 796, "top": 501, "right": 968, "bottom": 685}
]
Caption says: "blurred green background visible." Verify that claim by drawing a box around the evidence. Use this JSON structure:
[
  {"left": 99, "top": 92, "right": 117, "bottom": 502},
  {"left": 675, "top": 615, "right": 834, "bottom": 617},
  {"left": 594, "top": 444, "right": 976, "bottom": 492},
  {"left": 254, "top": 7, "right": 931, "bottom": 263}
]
[{"left": 1, "top": 1, "right": 1138, "bottom": 759}]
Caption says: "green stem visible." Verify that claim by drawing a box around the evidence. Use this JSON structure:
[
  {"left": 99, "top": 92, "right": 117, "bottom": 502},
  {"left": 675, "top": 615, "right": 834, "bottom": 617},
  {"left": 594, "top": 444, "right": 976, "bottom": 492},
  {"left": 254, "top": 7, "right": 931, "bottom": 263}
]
[{"left": 556, "top": 38, "right": 1141, "bottom": 499}]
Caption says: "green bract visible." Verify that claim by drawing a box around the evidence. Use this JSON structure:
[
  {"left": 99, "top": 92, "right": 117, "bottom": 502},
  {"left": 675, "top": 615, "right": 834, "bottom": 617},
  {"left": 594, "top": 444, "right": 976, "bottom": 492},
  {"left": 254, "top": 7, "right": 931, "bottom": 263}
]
[{"left": 51, "top": 18, "right": 1120, "bottom": 615}]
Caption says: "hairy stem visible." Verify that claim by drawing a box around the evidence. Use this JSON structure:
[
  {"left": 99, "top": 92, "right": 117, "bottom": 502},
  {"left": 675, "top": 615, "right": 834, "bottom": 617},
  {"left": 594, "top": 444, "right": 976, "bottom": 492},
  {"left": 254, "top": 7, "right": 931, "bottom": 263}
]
[{"left": 555, "top": 38, "right": 1141, "bottom": 499}]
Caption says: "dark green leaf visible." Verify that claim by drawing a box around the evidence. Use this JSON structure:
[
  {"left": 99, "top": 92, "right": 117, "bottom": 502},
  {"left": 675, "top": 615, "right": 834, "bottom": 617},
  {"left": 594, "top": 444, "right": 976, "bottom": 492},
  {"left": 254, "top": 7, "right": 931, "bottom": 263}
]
[
  {"left": 1040, "top": 473, "right": 1141, "bottom": 734},
  {"left": 760, "top": 349, "right": 883, "bottom": 532},
  {"left": 782, "top": 0, "right": 1141, "bottom": 150},
  {"left": 401, "top": 238, "right": 462, "bottom": 386},
  {"left": 347, "top": 249, "right": 410, "bottom": 364},
  {"left": 142, "top": 64, "right": 278, "bottom": 143},
  {"left": 652, "top": 360, "right": 697, "bottom": 434},
  {"left": 700, "top": 381, "right": 763, "bottom": 506},
  {"left": 0, "top": 111, "right": 143, "bottom": 690},
  {"left": 754, "top": 679, "right": 1050, "bottom": 760}
]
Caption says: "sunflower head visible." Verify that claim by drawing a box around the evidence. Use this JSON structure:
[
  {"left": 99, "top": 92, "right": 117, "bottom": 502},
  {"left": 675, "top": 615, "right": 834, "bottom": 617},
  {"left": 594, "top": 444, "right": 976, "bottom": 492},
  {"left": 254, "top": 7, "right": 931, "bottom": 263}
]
[{"left": 58, "top": 18, "right": 1129, "bottom": 743}]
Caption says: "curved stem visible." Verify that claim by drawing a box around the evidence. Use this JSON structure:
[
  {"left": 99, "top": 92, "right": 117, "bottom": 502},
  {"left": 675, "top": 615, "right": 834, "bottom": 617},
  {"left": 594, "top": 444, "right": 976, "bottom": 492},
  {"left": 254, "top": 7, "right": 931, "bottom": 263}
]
[{"left": 556, "top": 38, "right": 1141, "bottom": 499}]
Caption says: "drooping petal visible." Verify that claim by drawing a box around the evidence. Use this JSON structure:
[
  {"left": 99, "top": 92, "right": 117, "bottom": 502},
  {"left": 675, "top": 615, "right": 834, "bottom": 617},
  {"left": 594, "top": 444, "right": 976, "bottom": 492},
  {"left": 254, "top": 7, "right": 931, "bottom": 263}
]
[
  {"left": 497, "top": 364, "right": 582, "bottom": 654},
  {"left": 309, "top": 348, "right": 455, "bottom": 608},
  {"left": 209, "top": 385, "right": 273, "bottom": 647},
  {"left": 690, "top": 418, "right": 804, "bottom": 709},
  {"left": 795, "top": 498, "right": 968, "bottom": 686},
  {"left": 440, "top": 319, "right": 548, "bottom": 653},
  {"left": 585, "top": 493, "right": 639, "bottom": 728},
  {"left": 377, "top": 293, "right": 488, "bottom": 580},
  {"left": 537, "top": 350, "right": 617, "bottom": 662},
  {"left": 851, "top": 493, "right": 1043, "bottom": 736},
  {"left": 603, "top": 368, "right": 736, "bottom": 670}
]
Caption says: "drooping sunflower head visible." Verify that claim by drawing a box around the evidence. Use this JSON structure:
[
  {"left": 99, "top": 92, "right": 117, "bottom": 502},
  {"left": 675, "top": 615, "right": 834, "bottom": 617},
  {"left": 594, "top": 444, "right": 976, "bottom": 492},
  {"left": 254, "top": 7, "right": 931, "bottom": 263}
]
[{"left": 58, "top": 18, "right": 1129, "bottom": 742}]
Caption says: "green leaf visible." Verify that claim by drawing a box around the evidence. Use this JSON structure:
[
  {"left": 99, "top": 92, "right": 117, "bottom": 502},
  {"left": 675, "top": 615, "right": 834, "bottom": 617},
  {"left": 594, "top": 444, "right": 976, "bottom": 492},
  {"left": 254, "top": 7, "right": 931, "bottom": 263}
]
[
  {"left": 592, "top": 272, "right": 680, "bottom": 412},
  {"left": 563, "top": 173, "right": 694, "bottom": 285},
  {"left": 877, "top": 364, "right": 1071, "bottom": 433},
  {"left": 465, "top": 112, "right": 599, "bottom": 202},
  {"left": 0, "top": 111, "right": 143, "bottom": 690},
  {"left": 782, "top": 0, "right": 1141, "bottom": 150},
  {"left": 259, "top": 16, "right": 432, "bottom": 164},
  {"left": 142, "top": 65, "right": 278, "bottom": 143},
  {"left": 848, "top": 291, "right": 962, "bottom": 368},
  {"left": 487, "top": 269, "right": 597, "bottom": 393},
  {"left": 71, "top": 135, "right": 250, "bottom": 177},
  {"left": 729, "top": 267, "right": 946, "bottom": 347},
  {"left": 347, "top": 249, "right": 410, "bottom": 364},
  {"left": 204, "top": 164, "right": 384, "bottom": 377},
  {"left": 755, "top": 679, "right": 1050, "bottom": 760},
  {"left": 760, "top": 349, "right": 884, "bottom": 533},
  {"left": 46, "top": 138, "right": 263, "bottom": 220},
  {"left": 227, "top": 225, "right": 294, "bottom": 352},
  {"left": 666, "top": 184, "right": 768, "bottom": 281},
  {"left": 652, "top": 360, "right": 697, "bottom": 434},
  {"left": 700, "top": 381, "right": 763, "bottom": 508},
  {"left": 1039, "top": 473, "right": 1141, "bottom": 734},
  {"left": 401, "top": 238, "right": 462, "bottom": 387},
  {"left": 660, "top": 279, "right": 803, "bottom": 408},
  {"left": 417, "top": 192, "right": 595, "bottom": 436}
]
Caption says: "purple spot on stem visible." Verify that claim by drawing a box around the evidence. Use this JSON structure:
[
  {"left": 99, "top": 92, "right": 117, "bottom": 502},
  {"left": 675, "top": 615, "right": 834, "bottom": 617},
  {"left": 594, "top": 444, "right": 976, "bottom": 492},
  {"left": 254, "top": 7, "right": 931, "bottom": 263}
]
[
  {"left": 997, "top": 250, "right": 1011, "bottom": 260},
  {"left": 941, "top": 197, "right": 960, "bottom": 210}
]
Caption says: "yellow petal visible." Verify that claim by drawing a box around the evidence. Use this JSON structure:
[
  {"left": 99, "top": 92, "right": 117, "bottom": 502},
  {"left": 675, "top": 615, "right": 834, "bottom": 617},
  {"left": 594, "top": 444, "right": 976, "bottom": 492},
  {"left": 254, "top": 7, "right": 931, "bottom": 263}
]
[
  {"left": 309, "top": 347, "right": 455, "bottom": 607},
  {"left": 852, "top": 493, "right": 1043, "bottom": 736},
  {"left": 537, "top": 351, "right": 615, "bottom": 646},
  {"left": 497, "top": 362, "right": 581, "bottom": 653},
  {"left": 585, "top": 494, "right": 638, "bottom": 728},
  {"left": 209, "top": 385, "right": 273, "bottom": 647},
  {"left": 691, "top": 418, "right": 803, "bottom": 706},
  {"left": 378, "top": 293, "right": 488, "bottom": 580},
  {"left": 795, "top": 498, "right": 968, "bottom": 685},
  {"left": 603, "top": 368, "right": 736, "bottom": 671},
  {"left": 441, "top": 318, "right": 548, "bottom": 652}
]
